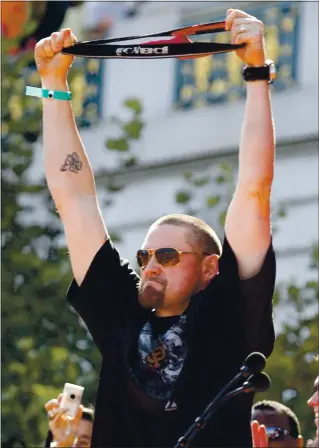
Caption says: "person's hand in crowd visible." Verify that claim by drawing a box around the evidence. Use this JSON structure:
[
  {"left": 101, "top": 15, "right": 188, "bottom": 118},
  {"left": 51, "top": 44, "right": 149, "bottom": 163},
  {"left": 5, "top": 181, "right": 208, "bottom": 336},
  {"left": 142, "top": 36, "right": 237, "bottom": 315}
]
[
  {"left": 251, "top": 420, "right": 268, "bottom": 448},
  {"left": 225, "top": 8, "right": 266, "bottom": 67},
  {"left": 45, "top": 395, "right": 83, "bottom": 447},
  {"left": 34, "top": 28, "right": 77, "bottom": 81},
  {"left": 307, "top": 436, "right": 319, "bottom": 448}
]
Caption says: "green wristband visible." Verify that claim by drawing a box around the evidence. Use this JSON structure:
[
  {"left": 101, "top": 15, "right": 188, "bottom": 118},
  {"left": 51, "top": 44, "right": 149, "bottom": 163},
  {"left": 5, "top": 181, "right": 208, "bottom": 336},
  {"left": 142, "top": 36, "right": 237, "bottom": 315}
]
[{"left": 25, "top": 86, "right": 72, "bottom": 101}]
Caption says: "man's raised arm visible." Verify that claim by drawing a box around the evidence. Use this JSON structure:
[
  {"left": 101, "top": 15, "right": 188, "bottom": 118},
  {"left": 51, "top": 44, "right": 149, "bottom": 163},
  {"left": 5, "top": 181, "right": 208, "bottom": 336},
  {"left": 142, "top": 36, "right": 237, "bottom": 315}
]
[
  {"left": 35, "top": 28, "right": 108, "bottom": 285},
  {"left": 224, "top": 9, "right": 275, "bottom": 279}
]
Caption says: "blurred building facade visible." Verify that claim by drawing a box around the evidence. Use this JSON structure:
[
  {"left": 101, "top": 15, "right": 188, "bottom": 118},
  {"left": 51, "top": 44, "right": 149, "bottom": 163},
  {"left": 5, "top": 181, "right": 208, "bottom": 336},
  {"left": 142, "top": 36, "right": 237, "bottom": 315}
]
[{"left": 30, "top": 1, "right": 318, "bottom": 327}]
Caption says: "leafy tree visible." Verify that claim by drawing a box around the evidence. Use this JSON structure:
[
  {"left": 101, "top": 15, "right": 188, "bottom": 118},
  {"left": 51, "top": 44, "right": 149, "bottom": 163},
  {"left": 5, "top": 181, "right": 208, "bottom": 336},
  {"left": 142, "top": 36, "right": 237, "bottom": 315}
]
[
  {"left": 1, "top": 36, "right": 96, "bottom": 446},
  {"left": 1, "top": 32, "right": 144, "bottom": 446}
]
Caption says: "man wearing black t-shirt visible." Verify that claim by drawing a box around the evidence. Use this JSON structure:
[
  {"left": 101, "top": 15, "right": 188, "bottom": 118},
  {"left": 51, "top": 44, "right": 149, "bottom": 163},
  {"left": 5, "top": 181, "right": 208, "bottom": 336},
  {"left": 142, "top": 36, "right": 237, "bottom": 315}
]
[{"left": 35, "top": 8, "right": 276, "bottom": 448}]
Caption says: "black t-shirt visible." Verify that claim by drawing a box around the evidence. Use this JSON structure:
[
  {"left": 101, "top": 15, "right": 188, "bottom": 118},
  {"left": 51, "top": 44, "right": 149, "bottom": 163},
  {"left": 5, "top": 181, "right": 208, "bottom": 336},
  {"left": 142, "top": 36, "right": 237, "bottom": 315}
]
[{"left": 67, "top": 236, "right": 276, "bottom": 447}]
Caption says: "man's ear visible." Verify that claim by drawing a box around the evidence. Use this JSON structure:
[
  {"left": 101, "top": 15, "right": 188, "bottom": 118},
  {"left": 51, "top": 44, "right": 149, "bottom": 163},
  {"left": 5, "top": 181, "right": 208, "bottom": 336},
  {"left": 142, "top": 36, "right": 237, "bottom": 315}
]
[{"left": 202, "top": 254, "right": 219, "bottom": 282}]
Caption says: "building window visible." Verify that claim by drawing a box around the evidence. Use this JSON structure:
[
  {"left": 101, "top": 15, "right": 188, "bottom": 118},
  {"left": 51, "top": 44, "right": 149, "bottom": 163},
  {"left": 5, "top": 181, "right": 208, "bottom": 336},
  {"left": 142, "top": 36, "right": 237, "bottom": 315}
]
[{"left": 175, "top": 1, "right": 299, "bottom": 110}]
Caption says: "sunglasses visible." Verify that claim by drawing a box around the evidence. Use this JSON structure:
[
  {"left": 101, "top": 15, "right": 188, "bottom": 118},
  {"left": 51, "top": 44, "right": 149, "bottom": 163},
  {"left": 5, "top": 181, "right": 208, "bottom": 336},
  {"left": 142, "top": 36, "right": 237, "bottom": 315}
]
[
  {"left": 136, "top": 248, "right": 210, "bottom": 269},
  {"left": 266, "top": 426, "right": 292, "bottom": 441}
]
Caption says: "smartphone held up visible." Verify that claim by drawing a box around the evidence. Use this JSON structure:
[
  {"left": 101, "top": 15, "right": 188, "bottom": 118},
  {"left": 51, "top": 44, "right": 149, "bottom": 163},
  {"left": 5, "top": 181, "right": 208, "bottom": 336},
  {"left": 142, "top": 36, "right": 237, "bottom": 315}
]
[{"left": 60, "top": 383, "right": 84, "bottom": 418}]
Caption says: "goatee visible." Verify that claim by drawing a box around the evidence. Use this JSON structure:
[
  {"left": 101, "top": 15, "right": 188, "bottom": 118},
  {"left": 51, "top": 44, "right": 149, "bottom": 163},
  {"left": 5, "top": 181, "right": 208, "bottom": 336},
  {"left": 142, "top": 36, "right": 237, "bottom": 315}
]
[{"left": 138, "top": 283, "right": 165, "bottom": 310}]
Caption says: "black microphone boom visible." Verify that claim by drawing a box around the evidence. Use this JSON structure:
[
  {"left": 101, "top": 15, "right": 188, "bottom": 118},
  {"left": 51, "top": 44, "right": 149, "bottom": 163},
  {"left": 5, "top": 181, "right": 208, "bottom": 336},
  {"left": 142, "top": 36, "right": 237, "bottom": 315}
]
[{"left": 174, "top": 354, "right": 268, "bottom": 448}]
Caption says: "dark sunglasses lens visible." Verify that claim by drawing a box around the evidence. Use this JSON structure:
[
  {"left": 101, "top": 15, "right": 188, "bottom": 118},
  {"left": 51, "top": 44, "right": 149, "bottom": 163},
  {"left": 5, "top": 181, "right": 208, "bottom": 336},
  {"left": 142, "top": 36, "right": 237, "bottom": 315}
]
[
  {"left": 266, "top": 427, "right": 284, "bottom": 441},
  {"left": 137, "top": 250, "right": 150, "bottom": 268},
  {"left": 156, "top": 248, "right": 180, "bottom": 267}
]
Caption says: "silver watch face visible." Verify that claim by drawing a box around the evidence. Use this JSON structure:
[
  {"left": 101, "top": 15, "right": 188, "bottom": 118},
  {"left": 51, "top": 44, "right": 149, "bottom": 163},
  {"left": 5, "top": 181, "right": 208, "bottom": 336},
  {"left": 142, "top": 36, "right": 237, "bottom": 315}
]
[{"left": 266, "top": 60, "right": 276, "bottom": 81}]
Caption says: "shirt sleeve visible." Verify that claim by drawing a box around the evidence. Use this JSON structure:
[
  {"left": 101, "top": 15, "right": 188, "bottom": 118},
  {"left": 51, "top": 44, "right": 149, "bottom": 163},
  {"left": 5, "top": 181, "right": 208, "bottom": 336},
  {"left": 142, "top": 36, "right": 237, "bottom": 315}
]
[
  {"left": 218, "top": 235, "right": 276, "bottom": 358},
  {"left": 67, "top": 239, "right": 140, "bottom": 353}
]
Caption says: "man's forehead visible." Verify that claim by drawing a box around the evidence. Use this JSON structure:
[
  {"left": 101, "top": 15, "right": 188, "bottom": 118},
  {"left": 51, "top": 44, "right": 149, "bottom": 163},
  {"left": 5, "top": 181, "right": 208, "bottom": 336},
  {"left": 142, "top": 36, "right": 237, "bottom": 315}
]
[
  {"left": 252, "top": 409, "right": 290, "bottom": 429},
  {"left": 142, "top": 224, "right": 191, "bottom": 249},
  {"left": 78, "top": 418, "right": 93, "bottom": 435}
]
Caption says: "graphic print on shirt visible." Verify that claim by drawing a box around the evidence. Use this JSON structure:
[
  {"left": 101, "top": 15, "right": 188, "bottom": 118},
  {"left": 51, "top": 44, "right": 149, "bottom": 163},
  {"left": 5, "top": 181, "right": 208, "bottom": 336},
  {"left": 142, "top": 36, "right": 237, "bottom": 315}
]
[{"left": 133, "top": 315, "right": 187, "bottom": 401}]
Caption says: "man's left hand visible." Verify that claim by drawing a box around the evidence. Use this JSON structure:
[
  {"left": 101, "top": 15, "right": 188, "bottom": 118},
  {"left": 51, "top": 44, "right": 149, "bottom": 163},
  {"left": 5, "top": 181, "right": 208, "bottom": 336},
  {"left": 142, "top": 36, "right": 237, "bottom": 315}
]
[{"left": 225, "top": 9, "right": 266, "bottom": 67}]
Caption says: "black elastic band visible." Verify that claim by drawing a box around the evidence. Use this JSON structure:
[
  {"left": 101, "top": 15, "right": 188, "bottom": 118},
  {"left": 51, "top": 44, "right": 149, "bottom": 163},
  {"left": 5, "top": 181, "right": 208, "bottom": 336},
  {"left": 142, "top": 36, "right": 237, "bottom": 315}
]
[
  {"left": 61, "top": 20, "right": 245, "bottom": 59},
  {"left": 62, "top": 42, "right": 245, "bottom": 59}
]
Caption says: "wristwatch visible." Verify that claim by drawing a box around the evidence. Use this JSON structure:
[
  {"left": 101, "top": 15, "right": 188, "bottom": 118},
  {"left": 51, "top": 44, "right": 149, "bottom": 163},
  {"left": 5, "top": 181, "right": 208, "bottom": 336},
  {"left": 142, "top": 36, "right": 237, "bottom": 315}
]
[{"left": 243, "top": 60, "right": 276, "bottom": 84}]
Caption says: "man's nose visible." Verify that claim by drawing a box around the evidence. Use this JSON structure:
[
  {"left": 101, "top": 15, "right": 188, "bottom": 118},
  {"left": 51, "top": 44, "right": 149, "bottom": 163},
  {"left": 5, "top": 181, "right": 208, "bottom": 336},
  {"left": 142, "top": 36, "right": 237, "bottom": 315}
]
[
  {"left": 143, "top": 254, "right": 161, "bottom": 274},
  {"left": 307, "top": 393, "right": 318, "bottom": 406}
]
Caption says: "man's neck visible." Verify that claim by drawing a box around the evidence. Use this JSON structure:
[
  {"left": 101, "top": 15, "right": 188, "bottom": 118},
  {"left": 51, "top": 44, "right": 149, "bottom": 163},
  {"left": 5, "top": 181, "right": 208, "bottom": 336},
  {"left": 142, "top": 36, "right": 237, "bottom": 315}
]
[{"left": 155, "top": 303, "right": 189, "bottom": 317}]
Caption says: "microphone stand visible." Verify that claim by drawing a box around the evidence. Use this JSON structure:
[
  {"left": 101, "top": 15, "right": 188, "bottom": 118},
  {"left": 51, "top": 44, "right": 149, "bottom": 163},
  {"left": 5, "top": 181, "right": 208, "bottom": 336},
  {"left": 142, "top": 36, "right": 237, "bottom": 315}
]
[
  {"left": 174, "top": 387, "right": 252, "bottom": 448},
  {"left": 174, "top": 382, "right": 254, "bottom": 448},
  {"left": 174, "top": 353, "right": 267, "bottom": 447},
  {"left": 173, "top": 365, "right": 252, "bottom": 448},
  {"left": 174, "top": 370, "right": 271, "bottom": 448}
]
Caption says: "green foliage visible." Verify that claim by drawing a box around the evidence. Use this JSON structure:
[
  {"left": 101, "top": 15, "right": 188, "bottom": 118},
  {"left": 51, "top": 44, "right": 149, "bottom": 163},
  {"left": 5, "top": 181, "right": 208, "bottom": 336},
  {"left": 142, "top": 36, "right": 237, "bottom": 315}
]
[
  {"left": 206, "top": 195, "right": 221, "bottom": 208},
  {"left": 192, "top": 176, "right": 210, "bottom": 187},
  {"left": 106, "top": 137, "right": 129, "bottom": 152},
  {"left": 1, "top": 42, "right": 101, "bottom": 445},
  {"left": 175, "top": 162, "right": 234, "bottom": 223},
  {"left": 102, "top": 97, "right": 144, "bottom": 225},
  {"left": 106, "top": 182, "right": 125, "bottom": 193},
  {"left": 175, "top": 191, "right": 192, "bottom": 204},
  {"left": 1, "top": 37, "right": 143, "bottom": 446},
  {"left": 124, "top": 155, "right": 138, "bottom": 168},
  {"left": 123, "top": 98, "right": 143, "bottom": 114},
  {"left": 105, "top": 97, "right": 144, "bottom": 169},
  {"left": 2, "top": 32, "right": 144, "bottom": 444}
]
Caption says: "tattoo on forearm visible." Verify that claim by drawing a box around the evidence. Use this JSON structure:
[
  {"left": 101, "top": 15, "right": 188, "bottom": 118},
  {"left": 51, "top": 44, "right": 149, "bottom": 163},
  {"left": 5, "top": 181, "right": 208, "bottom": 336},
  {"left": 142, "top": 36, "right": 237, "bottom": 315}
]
[{"left": 60, "top": 152, "right": 83, "bottom": 173}]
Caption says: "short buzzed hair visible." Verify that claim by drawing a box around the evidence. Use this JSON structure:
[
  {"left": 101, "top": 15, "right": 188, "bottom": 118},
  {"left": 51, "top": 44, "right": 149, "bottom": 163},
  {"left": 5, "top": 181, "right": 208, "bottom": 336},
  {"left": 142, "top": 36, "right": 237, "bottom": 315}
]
[
  {"left": 152, "top": 214, "right": 222, "bottom": 256},
  {"left": 252, "top": 400, "right": 301, "bottom": 438}
]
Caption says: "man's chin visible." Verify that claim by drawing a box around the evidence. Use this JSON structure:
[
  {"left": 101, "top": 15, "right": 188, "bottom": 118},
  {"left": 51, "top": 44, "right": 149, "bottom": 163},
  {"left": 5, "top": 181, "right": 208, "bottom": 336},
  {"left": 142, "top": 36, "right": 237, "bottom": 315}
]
[{"left": 138, "top": 285, "right": 164, "bottom": 310}]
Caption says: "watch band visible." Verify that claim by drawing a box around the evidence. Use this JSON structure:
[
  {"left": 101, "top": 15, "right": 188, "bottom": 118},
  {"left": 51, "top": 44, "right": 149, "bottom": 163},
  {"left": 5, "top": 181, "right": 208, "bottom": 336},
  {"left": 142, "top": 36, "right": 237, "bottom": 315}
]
[
  {"left": 25, "top": 86, "right": 72, "bottom": 101},
  {"left": 243, "top": 61, "right": 275, "bottom": 84}
]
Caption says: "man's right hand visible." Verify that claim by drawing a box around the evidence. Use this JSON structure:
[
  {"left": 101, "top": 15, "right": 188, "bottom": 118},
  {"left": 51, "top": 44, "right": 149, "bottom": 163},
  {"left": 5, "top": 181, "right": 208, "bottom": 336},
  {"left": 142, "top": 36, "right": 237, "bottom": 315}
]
[
  {"left": 251, "top": 420, "right": 268, "bottom": 448},
  {"left": 34, "top": 28, "right": 77, "bottom": 81}
]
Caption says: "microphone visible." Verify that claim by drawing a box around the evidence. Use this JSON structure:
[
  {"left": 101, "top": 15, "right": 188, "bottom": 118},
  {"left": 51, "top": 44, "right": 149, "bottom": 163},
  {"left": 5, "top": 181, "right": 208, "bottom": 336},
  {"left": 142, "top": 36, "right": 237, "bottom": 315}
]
[
  {"left": 198, "top": 352, "right": 266, "bottom": 409},
  {"left": 224, "top": 372, "right": 271, "bottom": 399},
  {"left": 240, "top": 352, "right": 266, "bottom": 377},
  {"left": 252, "top": 371, "right": 271, "bottom": 392},
  {"left": 174, "top": 353, "right": 268, "bottom": 448}
]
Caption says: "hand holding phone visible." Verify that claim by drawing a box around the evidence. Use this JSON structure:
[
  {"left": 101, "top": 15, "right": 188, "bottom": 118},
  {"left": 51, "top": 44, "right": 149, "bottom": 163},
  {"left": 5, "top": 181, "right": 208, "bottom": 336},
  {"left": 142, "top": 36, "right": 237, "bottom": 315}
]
[{"left": 45, "top": 392, "right": 84, "bottom": 446}]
